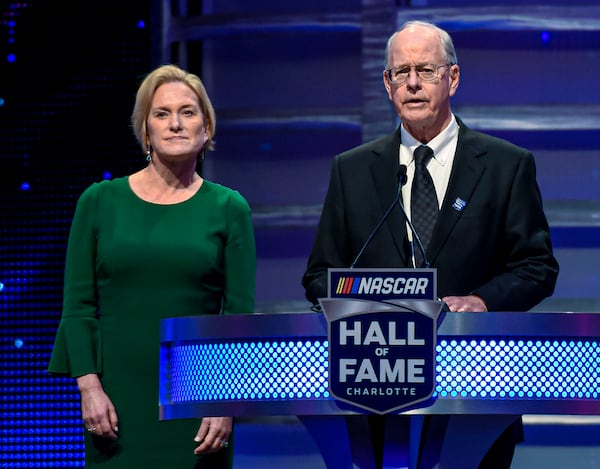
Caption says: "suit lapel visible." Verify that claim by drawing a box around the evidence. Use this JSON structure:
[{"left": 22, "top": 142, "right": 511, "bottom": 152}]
[
  {"left": 370, "top": 129, "right": 410, "bottom": 264},
  {"left": 428, "top": 121, "right": 486, "bottom": 263}
]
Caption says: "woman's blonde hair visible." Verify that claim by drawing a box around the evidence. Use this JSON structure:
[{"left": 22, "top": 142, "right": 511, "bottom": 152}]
[{"left": 131, "top": 64, "right": 216, "bottom": 153}]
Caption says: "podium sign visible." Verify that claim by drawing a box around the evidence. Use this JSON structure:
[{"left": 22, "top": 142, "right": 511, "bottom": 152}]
[
  {"left": 328, "top": 267, "right": 437, "bottom": 302},
  {"left": 321, "top": 268, "right": 444, "bottom": 414}
]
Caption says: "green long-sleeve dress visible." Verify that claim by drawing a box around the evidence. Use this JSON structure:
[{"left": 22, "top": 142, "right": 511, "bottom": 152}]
[{"left": 48, "top": 176, "right": 256, "bottom": 468}]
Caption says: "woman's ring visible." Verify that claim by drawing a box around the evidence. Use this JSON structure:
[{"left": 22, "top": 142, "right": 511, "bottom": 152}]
[
  {"left": 87, "top": 427, "right": 96, "bottom": 432},
  {"left": 219, "top": 439, "right": 229, "bottom": 448}
]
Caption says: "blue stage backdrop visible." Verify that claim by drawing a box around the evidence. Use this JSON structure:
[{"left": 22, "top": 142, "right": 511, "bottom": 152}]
[
  {"left": 0, "top": 2, "right": 150, "bottom": 466},
  {"left": 2, "top": 0, "right": 600, "bottom": 467}
]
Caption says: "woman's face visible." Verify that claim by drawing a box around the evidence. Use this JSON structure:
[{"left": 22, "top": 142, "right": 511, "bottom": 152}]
[{"left": 146, "top": 81, "right": 208, "bottom": 161}]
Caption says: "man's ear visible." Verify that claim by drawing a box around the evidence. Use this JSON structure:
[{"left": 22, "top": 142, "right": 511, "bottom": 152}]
[{"left": 449, "top": 64, "right": 460, "bottom": 97}]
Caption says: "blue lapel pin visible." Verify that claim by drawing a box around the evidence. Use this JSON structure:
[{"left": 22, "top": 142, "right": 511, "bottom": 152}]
[{"left": 452, "top": 197, "right": 467, "bottom": 212}]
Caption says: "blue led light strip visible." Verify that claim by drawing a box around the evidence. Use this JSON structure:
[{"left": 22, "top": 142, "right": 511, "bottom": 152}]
[
  {"left": 436, "top": 338, "right": 600, "bottom": 400},
  {"left": 168, "top": 340, "right": 330, "bottom": 402},
  {"left": 165, "top": 337, "right": 600, "bottom": 404}
]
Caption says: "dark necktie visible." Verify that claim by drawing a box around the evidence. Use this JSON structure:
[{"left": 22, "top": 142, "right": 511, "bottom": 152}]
[{"left": 411, "top": 145, "right": 438, "bottom": 267}]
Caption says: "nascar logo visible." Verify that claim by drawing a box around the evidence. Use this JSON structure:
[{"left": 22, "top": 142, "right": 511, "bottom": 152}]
[{"left": 335, "top": 276, "right": 429, "bottom": 296}]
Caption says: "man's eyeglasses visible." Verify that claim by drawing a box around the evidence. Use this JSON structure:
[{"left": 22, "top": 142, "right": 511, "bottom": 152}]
[{"left": 384, "top": 63, "right": 453, "bottom": 85}]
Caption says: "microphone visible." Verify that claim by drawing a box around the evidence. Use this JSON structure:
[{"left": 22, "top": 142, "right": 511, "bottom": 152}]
[
  {"left": 397, "top": 181, "right": 430, "bottom": 269},
  {"left": 346, "top": 164, "right": 447, "bottom": 314},
  {"left": 350, "top": 165, "right": 408, "bottom": 269},
  {"left": 397, "top": 170, "right": 447, "bottom": 314}
]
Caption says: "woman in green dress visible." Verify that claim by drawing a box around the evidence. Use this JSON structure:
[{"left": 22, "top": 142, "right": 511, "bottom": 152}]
[{"left": 48, "top": 64, "right": 256, "bottom": 468}]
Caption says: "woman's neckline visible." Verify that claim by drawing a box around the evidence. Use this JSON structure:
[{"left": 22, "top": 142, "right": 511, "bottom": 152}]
[{"left": 126, "top": 170, "right": 205, "bottom": 206}]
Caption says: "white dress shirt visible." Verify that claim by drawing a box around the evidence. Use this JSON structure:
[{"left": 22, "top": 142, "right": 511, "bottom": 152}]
[{"left": 399, "top": 114, "right": 459, "bottom": 266}]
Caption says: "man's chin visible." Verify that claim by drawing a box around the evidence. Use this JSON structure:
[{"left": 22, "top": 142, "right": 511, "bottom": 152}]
[{"left": 400, "top": 111, "right": 433, "bottom": 127}]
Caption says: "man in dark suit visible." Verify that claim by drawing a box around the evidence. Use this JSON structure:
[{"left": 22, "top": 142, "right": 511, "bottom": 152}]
[{"left": 302, "top": 20, "right": 559, "bottom": 469}]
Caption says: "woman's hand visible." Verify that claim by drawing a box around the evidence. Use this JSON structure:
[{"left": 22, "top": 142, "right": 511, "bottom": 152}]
[
  {"left": 193, "top": 416, "right": 233, "bottom": 454},
  {"left": 77, "top": 373, "right": 119, "bottom": 440}
]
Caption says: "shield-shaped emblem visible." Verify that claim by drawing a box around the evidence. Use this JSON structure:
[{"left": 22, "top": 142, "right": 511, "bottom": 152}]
[{"left": 321, "top": 297, "right": 443, "bottom": 414}]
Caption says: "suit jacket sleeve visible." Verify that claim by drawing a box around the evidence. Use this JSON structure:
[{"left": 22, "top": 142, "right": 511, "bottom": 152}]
[
  {"left": 302, "top": 155, "right": 349, "bottom": 304},
  {"left": 465, "top": 148, "right": 559, "bottom": 311}
]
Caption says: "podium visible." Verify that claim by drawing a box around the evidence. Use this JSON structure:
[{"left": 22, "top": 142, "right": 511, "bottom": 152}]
[{"left": 159, "top": 310, "right": 600, "bottom": 468}]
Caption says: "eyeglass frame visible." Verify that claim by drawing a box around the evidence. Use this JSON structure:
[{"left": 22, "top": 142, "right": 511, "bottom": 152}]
[{"left": 384, "top": 63, "right": 455, "bottom": 85}]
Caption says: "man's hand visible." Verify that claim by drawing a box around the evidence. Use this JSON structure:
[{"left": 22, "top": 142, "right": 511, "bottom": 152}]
[{"left": 442, "top": 294, "right": 488, "bottom": 312}]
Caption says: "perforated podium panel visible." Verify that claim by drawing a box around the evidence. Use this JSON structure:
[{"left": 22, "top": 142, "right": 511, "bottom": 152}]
[{"left": 159, "top": 312, "right": 600, "bottom": 468}]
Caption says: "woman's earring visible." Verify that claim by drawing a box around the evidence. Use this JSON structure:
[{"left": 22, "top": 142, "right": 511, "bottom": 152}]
[
  {"left": 200, "top": 148, "right": 206, "bottom": 161},
  {"left": 146, "top": 144, "right": 152, "bottom": 162}
]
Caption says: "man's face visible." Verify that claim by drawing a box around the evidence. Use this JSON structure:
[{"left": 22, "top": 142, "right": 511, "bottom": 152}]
[{"left": 383, "top": 25, "right": 460, "bottom": 141}]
